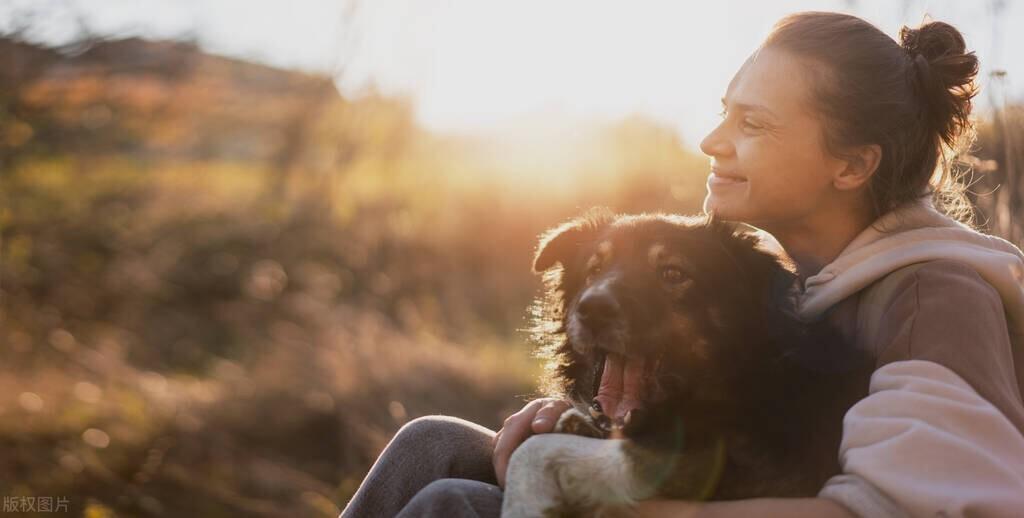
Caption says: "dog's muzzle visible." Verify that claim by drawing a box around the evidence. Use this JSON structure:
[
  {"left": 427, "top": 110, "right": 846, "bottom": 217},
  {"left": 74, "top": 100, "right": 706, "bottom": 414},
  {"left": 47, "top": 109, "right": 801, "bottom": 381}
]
[{"left": 571, "top": 283, "right": 649, "bottom": 427}]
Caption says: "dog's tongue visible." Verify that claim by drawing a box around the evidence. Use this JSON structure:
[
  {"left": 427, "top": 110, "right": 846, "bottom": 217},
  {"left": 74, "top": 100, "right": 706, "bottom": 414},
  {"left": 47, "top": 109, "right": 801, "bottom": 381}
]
[{"left": 595, "top": 353, "right": 645, "bottom": 422}]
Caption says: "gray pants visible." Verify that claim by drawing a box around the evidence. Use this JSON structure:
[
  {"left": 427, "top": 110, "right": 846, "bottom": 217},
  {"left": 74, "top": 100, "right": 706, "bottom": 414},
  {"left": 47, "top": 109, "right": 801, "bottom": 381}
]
[{"left": 340, "top": 416, "right": 504, "bottom": 518}]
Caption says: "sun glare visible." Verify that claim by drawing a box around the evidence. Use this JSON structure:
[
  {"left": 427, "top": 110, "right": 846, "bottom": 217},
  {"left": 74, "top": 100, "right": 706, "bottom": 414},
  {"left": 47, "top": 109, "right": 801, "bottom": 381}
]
[{"left": 346, "top": 0, "right": 739, "bottom": 147}]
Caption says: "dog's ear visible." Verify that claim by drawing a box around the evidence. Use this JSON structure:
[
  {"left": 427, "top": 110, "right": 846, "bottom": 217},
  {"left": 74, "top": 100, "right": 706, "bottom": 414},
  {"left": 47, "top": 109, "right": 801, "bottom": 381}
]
[
  {"left": 702, "top": 212, "right": 739, "bottom": 242},
  {"left": 703, "top": 213, "right": 779, "bottom": 257},
  {"left": 701, "top": 211, "right": 732, "bottom": 234},
  {"left": 533, "top": 208, "right": 614, "bottom": 273},
  {"left": 702, "top": 212, "right": 758, "bottom": 245}
]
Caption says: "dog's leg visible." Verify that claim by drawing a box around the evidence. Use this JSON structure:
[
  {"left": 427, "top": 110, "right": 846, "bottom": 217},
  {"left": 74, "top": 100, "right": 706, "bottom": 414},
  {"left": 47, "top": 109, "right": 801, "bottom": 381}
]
[{"left": 501, "top": 434, "right": 659, "bottom": 518}]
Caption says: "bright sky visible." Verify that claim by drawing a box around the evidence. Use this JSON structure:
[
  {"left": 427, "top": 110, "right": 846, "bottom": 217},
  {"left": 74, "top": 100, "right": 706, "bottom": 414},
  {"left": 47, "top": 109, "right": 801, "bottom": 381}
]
[{"left": 3, "top": 0, "right": 1021, "bottom": 148}]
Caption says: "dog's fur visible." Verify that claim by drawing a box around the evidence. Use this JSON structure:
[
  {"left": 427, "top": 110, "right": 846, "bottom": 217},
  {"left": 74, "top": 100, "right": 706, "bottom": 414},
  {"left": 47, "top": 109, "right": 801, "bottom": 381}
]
[{"left": 501, "top": 211, "right": 873, "bottom": 517}]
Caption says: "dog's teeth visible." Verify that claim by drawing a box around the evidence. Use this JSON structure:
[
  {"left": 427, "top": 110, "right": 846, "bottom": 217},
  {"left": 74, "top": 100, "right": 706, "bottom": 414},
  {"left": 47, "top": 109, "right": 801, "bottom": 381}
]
[
  {"left": 624, "top": 410, "right": 633, "bottom": 426},
  {"left": 590, "top": 399, "right": 603, "bottom": 413},
  {"left": 627, "top": 408, "right": 646, "bottom": 428}
]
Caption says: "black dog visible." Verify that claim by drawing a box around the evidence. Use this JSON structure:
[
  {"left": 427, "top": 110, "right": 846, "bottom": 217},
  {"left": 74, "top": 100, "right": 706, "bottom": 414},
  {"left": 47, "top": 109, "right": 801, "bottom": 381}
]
[{"left": 502, "top": 211, "right": 872, "bottom": 516}]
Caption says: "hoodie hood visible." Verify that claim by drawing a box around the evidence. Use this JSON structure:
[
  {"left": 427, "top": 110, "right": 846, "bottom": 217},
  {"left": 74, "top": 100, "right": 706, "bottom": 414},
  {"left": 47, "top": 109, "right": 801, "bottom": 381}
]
[
  {"left": 789, "top": 196, "right": 1024, "bottom": 353},
  {"left": 742, "top": 195, "right": 1024, "bottom": 369}
]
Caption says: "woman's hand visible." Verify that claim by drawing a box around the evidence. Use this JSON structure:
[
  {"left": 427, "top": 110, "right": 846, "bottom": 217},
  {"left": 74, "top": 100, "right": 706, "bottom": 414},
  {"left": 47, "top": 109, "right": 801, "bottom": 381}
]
[{"left": 492, "top": 398, "right": 571, "bottom": 487}]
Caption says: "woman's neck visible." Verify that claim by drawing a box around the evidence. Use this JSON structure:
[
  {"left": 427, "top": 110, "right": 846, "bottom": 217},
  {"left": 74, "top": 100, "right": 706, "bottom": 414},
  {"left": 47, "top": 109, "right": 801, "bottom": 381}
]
[{"left": 757, "top": 202, "right": 876, "bottom": 283}]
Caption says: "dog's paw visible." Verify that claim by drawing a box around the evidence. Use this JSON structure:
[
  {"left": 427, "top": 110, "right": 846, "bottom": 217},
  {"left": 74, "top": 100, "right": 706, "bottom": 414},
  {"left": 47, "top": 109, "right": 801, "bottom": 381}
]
[
  {"left": 501, "top": 434, "right": 643, "bottom": 518},
  {"left": 555, "top": 407, "right": 606, "bottom": 438}
]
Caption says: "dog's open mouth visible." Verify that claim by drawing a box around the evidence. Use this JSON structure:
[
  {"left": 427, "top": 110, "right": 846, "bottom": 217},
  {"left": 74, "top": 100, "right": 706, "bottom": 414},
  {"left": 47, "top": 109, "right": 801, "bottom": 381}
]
[{"left": 592, "top": 352, "right": 647, "bottom": 426}]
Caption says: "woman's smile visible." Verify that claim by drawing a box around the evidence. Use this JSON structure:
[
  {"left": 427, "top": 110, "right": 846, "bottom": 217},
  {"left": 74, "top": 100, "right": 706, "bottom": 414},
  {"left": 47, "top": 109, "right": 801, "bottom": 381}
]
[{"left": 707, "top": 170, "right": 747, "bottom": 189}]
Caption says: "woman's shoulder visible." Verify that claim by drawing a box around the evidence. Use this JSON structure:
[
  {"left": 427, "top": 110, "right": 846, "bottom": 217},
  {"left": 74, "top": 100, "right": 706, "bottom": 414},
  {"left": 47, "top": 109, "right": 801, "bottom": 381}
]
[
  {"left": 864, "top": 259, "right": 1024, "bottom": 436},
  {"left": 863, "top": 258, "right": 1006, "bottom": 350},
  {"left": 871, "top": 258, "right": 1002, "bottom": 311},
  {"left": 885, "top": 257, "right": 988, "bottom": 283},
  {"left": 825, "top": 259, "right": 999, "bottom": 348}
]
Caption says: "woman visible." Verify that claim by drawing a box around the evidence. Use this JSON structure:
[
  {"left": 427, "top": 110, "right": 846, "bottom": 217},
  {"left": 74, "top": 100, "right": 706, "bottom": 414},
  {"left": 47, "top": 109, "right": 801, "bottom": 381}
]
[{"left": 342, "top": 12, "right": 1024, "bottom": 517}]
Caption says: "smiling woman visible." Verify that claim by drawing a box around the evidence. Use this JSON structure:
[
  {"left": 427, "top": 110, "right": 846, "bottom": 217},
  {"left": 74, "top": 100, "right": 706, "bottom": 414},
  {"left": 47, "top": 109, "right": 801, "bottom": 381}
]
[
  {"left": 682, "top": 11, "right": 1024, "bottom": 518},
  {"left": 340, "top": 10, "right": 1024, "bottom": 518}
]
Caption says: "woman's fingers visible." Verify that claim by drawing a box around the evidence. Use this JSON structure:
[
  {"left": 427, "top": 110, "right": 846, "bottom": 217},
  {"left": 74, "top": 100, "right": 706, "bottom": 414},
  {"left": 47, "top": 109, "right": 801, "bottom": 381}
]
[
  {"left": 531, "top": 399, "right": 571, "bottom": 433},
  {"left": 492, "top": 398, "right": 568, "bottom": 487},
  {"left": 493, "top": 399, "right": 543, "bottom": 487}
]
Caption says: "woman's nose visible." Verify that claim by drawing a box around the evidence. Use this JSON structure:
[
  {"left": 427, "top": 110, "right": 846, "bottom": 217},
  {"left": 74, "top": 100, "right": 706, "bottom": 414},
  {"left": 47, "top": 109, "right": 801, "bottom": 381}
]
[{"left": 699, "top": 122, "right": 733, "bottom": 158}]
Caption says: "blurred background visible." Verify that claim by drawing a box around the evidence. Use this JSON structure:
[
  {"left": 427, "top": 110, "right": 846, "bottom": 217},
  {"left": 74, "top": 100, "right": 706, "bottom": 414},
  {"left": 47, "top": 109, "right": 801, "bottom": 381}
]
[{"left": 0, "top": 0, "right": 1021, "bottom": 516}]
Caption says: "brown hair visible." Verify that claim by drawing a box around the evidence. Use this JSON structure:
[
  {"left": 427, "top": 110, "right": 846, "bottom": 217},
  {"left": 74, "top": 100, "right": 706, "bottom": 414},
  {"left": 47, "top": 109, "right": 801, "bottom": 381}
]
[{"left": 763, "top": 12, "right": 979, "bottom": 224}]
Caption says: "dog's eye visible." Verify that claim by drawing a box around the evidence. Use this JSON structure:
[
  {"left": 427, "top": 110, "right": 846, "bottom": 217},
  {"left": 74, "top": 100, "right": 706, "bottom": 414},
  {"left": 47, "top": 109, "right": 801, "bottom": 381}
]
[{"left": 659, "top": 266, "right": 686, "bottom": 284}]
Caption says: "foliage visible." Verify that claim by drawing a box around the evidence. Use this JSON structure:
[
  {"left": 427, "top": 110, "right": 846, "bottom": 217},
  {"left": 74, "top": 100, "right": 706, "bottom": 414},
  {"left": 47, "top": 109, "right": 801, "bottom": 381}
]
[{"left": 0, "top": 36, "right": 709, "bottom": 516}]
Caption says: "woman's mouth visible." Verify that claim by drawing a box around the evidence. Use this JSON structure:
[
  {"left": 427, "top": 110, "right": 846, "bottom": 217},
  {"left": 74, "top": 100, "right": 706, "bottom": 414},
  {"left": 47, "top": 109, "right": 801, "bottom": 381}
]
[{"left": 707, "top": 170, "right": 747, "bottom": 187}]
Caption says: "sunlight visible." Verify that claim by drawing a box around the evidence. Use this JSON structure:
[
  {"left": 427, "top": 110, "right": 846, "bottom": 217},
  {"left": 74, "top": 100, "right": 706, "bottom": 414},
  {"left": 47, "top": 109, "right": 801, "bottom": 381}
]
[
  {"left": 345, "top": 0, "right": 740, "bottom": 146},
  {"left": 422, "top": 1, "right": 732, "bottom": 141},
  {"left": 337, "top": 0, "right": 1024, "bottom": 149},
  {"left": 6, "top": 0, "right": 1021, "bottom": 147}
]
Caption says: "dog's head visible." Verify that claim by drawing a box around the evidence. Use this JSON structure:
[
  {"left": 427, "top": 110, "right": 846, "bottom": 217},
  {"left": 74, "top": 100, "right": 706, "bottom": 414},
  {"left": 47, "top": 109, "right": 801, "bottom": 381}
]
[{"left": 531, "top": 210, "right": 803, "bottom": 438}]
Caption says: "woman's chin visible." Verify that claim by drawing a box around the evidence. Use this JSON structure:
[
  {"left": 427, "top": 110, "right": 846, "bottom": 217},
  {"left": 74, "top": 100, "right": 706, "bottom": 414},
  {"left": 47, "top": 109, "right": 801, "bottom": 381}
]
[{"left": 702, "top": 195, "right": 745, "bottom": 221}]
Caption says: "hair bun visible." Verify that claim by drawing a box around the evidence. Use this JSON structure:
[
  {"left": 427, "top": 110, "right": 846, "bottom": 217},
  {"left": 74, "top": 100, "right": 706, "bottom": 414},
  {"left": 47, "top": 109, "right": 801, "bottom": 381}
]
[
  {"left": 900, "top": 21, "right": 966, "bottom": 61},
  {"left": 899, "top": 21, "right": 979, "bottom": 149}
]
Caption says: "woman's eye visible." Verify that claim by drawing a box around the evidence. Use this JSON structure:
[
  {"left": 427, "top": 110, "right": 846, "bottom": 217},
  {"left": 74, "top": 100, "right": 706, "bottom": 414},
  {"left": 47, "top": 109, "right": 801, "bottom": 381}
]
[
  {"left": 717, "top": 108, "right": 728, "bottom": 120},
  {"left": 741, "top": 118, "right": 764, "bottom": 131},
  {"left": 659, "top": 266, "right": 685, "bottom": 283}
]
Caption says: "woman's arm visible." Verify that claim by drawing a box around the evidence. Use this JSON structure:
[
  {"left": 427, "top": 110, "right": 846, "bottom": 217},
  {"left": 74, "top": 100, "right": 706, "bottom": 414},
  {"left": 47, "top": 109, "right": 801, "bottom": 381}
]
[
  {"left": 822, "top": 360, "right": 1024, "bottom": 515},
  {"left": 822, "top": 261, "right": 1024, "bottom": 516}
]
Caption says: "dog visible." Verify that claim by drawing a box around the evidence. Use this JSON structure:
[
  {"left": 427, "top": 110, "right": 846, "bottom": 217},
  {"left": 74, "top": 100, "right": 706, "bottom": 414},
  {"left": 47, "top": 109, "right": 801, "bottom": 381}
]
[{"left": 501, "top": 211, "right": 873, "bottom": 517}]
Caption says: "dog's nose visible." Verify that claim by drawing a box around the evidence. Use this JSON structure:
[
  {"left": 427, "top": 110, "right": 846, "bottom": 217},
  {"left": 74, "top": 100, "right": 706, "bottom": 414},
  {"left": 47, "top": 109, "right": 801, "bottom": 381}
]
[{"left": 577, "top": 291, "right": 621, "bottom": 328}]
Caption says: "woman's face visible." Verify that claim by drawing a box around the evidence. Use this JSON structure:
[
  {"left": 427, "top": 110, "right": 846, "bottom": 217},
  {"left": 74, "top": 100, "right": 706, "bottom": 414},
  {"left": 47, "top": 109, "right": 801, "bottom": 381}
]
[{"left": 700, "top": 47, "right": 847, "bottom": 229}]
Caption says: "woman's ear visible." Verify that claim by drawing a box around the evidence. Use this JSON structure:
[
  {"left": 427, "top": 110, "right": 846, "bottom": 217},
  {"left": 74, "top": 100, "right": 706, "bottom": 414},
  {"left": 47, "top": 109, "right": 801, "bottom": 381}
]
[{"left": 833, "top": 143, "right": 881, "bottom": 191}]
